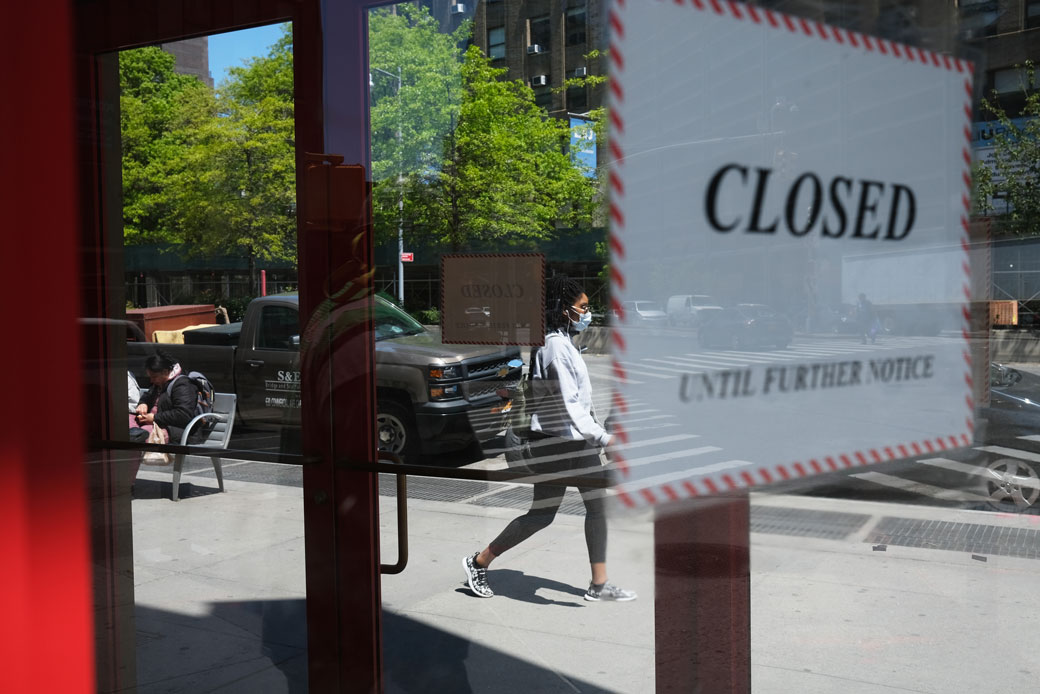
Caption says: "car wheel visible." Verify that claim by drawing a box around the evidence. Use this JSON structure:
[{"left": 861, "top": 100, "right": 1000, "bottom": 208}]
[
  {"left": 984, "top": 457, "right": 1040, "bottom": 513},
  {"left": 377, "top": 399, "right": 420, "bottom": 463}
]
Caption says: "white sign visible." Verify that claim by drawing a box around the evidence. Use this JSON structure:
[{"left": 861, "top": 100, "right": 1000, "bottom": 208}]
[{"left": 607, "top": 1, "right": 976, "bottom": 510}]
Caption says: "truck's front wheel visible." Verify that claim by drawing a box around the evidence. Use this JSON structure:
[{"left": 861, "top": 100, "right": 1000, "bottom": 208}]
[{"left": 377, "top": 399, "right": 420, "bottom": 463}]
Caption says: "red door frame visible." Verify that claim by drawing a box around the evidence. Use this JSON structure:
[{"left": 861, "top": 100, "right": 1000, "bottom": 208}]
[
  {"left": 72, "top": 1, "right": 384, "bottom": 691},
  {"left": 3, "top": 2, "right": 93, "bottom": 691}
]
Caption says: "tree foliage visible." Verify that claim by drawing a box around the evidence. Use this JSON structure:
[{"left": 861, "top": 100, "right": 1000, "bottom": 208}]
[
  {"left": 119, "top": 27, "right": 296, "bottom": 292},
  {"left": 973, "top": 62, "right": 1040, "bottom": 237},
  {"left": 369, "top": 7, "right": 597, "bottom": 252},
  {"left": 166, "top": 26, "right": 296, "bottom": 286},
  {"left": 120, "top": 47, "right": 208, "bottom": 244}
]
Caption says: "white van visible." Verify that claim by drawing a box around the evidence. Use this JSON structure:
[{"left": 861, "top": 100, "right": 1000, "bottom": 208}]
[{"left": 666, "top": 294, "right": 722, "bottom": 328}]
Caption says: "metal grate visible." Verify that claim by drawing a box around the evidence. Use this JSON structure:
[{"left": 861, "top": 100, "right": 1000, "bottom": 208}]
[
  {"left": 750, "top": 506, "right": 871, "bottom": 540},
  {"left": 866, "top": 517, "right": 1040, "bottom": 559},
  {"left": 378, "top": 474, "right": 501, "bottom": 504},
  {"left": 184, "top": 461, "right": 304, "bottom": 488}
]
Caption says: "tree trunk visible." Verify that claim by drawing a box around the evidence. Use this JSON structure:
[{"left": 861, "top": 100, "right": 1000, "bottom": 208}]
[{"left": 248, "top": 251, "right": 257, "bottom": 296}]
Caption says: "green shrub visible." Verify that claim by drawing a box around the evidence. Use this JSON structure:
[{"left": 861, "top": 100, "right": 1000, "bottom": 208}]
[{"left": 415, "top": 308, "right": 440, "bottom": 325}]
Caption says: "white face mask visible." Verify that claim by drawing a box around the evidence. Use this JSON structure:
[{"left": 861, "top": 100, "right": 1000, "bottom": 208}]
[{"left": 569, "top": 308, "right": 593, "bottom": 332}]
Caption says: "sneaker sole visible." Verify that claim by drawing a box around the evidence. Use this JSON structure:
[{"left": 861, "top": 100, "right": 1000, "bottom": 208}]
[
  {"left": 584, "top": 594, "right": 637, "bottom": 602},
  {"left": 462, "top": 556, "right": 493, "bottom": 598}
]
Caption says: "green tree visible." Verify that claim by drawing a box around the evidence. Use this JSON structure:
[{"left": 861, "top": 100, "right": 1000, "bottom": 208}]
[
  {"left": 368, "top": 5, "right": 470, "bottom": 247},
  {"left": 165, "top": 25, "right": 296, "bottom": 292},
  {"left": 404, "top": 46, "right": 596, "bottom": 251},
  {"left": 973, "top": 62, "right": 1040, "bottom": 237},
  {"left": 120, "top": 46, "right": 208, "bottom": 244}
]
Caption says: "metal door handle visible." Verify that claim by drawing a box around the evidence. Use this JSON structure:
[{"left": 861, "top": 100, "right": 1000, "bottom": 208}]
[
  {"left": 246, "top": 359, "right": 265, "bottom": 368},
  {"left": 378, "top": 452, "right": 408, "bottom": 575}
]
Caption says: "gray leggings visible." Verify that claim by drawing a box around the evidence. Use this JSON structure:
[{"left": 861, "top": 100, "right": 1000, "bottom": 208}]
[{"left": 488, "top": 437, "right": 607, "bottom": 563}]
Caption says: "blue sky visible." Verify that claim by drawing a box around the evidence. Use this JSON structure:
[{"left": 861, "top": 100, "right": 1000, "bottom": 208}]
[{"left": 208, "top": 24, "right": 284, "bottom": 84}]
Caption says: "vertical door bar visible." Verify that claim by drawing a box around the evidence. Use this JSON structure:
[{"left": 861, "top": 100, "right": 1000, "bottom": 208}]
[
  {"left": 4, "top": 2, "right": 94, "bottom": 691},
  {"left": 296, "top": 2, "right": 384, "bottom": 691},
  {"left": 655, "top": 494, "right": 752, "bottom": 693}
]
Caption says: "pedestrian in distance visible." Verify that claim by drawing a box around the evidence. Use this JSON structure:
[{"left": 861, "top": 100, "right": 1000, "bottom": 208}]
[
  {"left": 857, "top": 292, "right": 879, "bottom": 345},
  {"left": 462, "top": 276, "right": 637, "bottom": 602}
]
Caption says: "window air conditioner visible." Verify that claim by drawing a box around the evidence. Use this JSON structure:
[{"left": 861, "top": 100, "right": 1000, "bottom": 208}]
[
  {"left": 450, "top": 4, "right": 466, "bottom": 15},
  {"left": 572, "top": 67, "right": 587, "bottom": 77},
  {"left": 527, "top": 44, "right": 544, "bottom": 54},
  {"left": 531, "top": 75, "right": 548, "bottom": 87}
]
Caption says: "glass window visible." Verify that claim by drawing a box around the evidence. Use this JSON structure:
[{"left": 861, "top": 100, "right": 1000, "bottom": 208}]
[
  {"left": 567, "top": 67, "right": 588, "bottom": 112},
  {"left": 529, "top": 15, "right": 550, "bottom": 49},
  {"left": 566, "top": 5, "right": 587, "bottom": 46},
  {"left": 1029, "top": 0, "right": 1040, "bottom": 29},
  {"left": 533, "top": 85, "right": 553, "bottom": 109},
  {"left": 993, "top": 67, "right": 1032, "bottom": 94},
  {"left": 92, "top": 23, "right": 310, "bottom": 693},
  {"left": 257, "top": 304, "right": 300, "bottom": 350},
  {"left": 487, "top": 26, "right": 505, "bottom": 61}
]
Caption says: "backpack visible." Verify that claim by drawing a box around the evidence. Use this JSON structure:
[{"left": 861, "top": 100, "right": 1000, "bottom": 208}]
[
  {"left": 169, "top": 371, "right": 216, "bottom": 432},
  {"left": 503, "top": 373, "right": 535, "bottom": 472},
  {"left": 503, "top": 349, "right": 541, "bottom": 472}
]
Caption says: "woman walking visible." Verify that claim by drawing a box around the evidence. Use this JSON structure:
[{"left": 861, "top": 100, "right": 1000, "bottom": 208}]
[{"left": 462, "top": 276, "right": 636, "bottom": 602}]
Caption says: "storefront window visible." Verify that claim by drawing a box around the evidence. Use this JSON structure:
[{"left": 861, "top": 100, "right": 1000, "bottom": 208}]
[{"left": 75, "top": 1, "right": 1040, "bottom": 691}]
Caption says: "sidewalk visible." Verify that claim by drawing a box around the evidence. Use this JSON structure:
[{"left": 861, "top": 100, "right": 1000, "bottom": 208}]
[{"left": 129, "top": 467, "right": 1040, "bottom": 693}]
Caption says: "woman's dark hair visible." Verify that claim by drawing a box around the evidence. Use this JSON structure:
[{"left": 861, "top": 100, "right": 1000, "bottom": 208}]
[
  {"left": 145, "top": 350, "right": 177, "bottom": 373},
  {"left": 545, "top": 276, "right": 586, "bottom": 331}
]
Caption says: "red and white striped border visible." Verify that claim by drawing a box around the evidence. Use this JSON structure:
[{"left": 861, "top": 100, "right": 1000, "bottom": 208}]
[{"left": 606, "top": 0, "right": 977, "bottom": 510}]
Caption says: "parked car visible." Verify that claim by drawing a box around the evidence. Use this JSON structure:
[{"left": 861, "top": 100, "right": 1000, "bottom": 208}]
[
  {"left": 619, "top": 300, "right": 668, "bottom": 324},
  {"left": 698, "top": 304, "right": 793, "bottom": 349},
  {"left": 665, "top": 294, "right": 719, "bottom": 327},
  {"left": 971, "top": 364, "right": 1040, "bottom": 513}
]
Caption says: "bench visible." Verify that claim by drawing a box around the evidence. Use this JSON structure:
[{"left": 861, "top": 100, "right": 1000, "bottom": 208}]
[{"left": 172, "top": 392, "right": 236, "bottom": 501}]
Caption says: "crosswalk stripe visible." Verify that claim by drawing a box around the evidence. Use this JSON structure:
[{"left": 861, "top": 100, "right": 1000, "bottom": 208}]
[
  {"left": 1018, "top": 435, "right": 1040, "bottom": 443},
  {"left": 684, "top": 352, "right": 777, "bottom": 365},
  {"left": 850, "top": 471, "right": 991, "bottom": 501},
  {"left": 974, "top": 445, "right": 1040, "bottom": 464},
  {"left": 616, "top": 434, "right": 700, "bottom": 449},
  {"left": 621, "top": 445, "right": 724, "bottom": 469},
  {"left": 916, "top": 456, "right": 1040, "bottom": 491},
  {"left": 584, "top": 366, "right": 645, "bottom": 384},
  {"left": 623, "top": 459, "right": 754, "bottom": 490},
  {"left": 617, "top": 359, "right": 690, "bottom": 375},
  {"left": 784, "top": 347, "right": 863, "bottom": 357},
  {"left": 621, "top": 414, "right": 677, "bottom": 424}
]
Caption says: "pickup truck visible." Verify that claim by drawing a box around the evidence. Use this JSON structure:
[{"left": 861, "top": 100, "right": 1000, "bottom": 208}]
[{"left": 127, "top": 294, "right": 523, "bottom": 462}]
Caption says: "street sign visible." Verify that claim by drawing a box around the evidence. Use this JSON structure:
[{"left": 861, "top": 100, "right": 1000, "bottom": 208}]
[
  {"left": 400, "top": 252, "right": 414, "bottom": 262},
  {"left": 606, "top": 1, "right": 977, "bottom": 511}
]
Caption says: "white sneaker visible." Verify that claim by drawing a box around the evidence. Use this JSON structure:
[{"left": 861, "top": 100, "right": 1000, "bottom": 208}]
[{"left": 584, "top": 581, "right": 637, "bottom": 602}]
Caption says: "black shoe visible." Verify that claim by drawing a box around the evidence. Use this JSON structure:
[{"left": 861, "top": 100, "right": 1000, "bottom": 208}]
[{"left": 462, "top": 553, "right": 493, "bottom": 598}]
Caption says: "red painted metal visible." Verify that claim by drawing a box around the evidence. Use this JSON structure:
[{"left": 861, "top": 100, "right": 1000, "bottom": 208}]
[
  {"left": 655, "top": 494, "right": 751, "bottom": 693},
  {"left": 3, "top": 2, "right": 94, "bottom": 692},
  {"left": 70, "top": 1, "right": 385, "bottom": 692}
]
